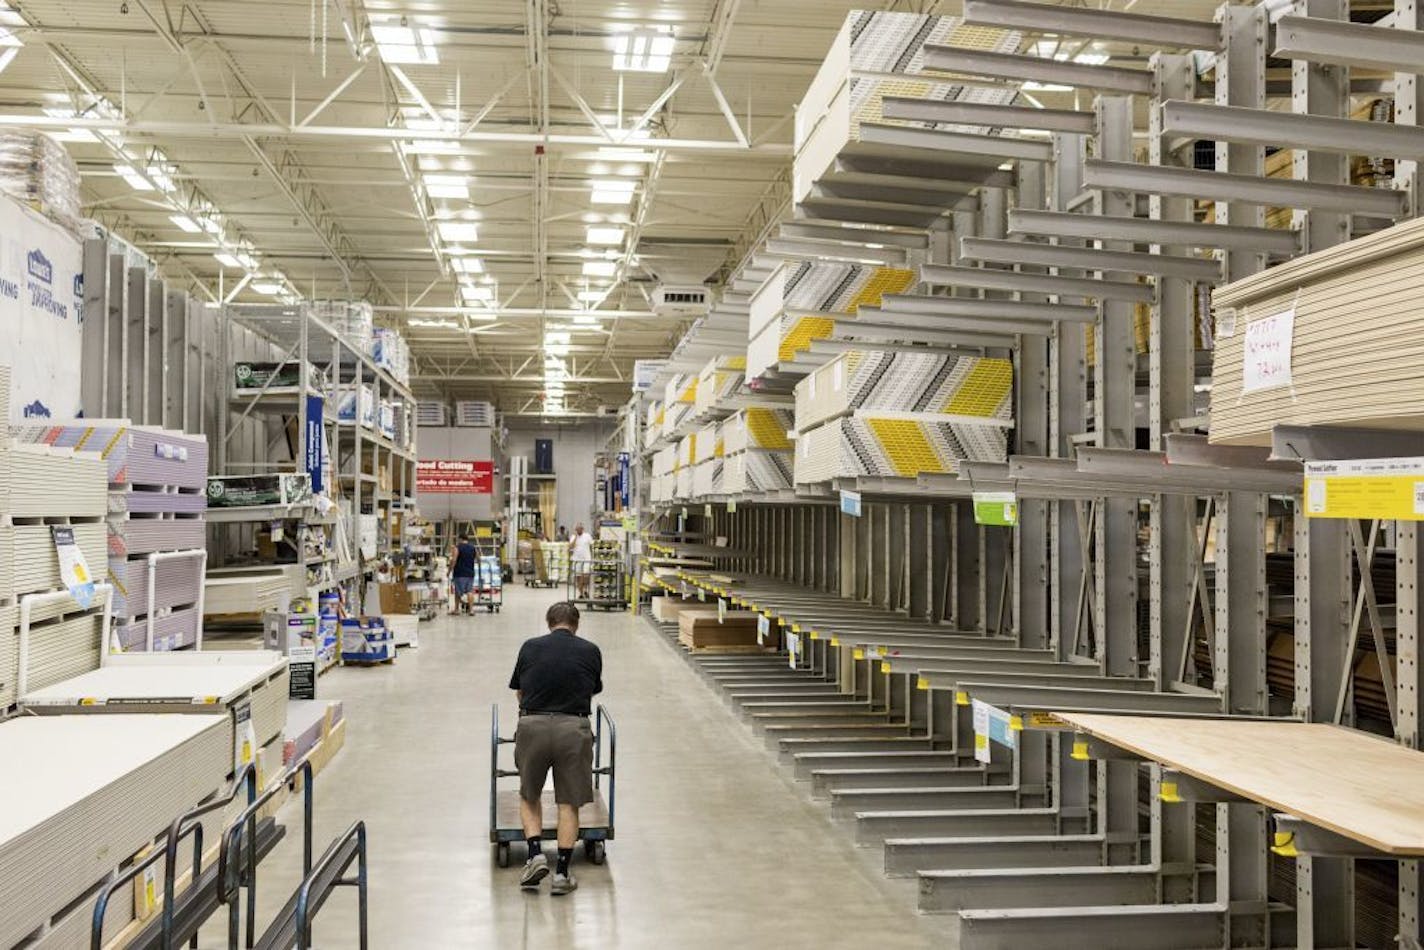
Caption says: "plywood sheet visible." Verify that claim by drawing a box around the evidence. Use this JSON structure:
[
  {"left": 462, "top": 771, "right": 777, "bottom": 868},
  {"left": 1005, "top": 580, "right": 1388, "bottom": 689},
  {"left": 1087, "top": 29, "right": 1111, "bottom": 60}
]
[{"left": 1057, "top": 713, "right": 1424, "bottom": 855}]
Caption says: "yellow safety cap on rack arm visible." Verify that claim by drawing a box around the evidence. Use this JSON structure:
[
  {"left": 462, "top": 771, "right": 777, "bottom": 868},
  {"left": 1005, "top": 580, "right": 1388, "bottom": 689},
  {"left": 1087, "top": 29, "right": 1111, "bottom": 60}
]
[
  {"left": 1071, "top": 738, "right": 1089, "bottom": 761},
  {"left": 1270, "top": 832, "right": 1298, "bottom": 858},
  {"left": 809, "top": 631, "right": 820, "bottom": 640},
  {"left": 1160, "top": 781, "right": 1182, "bottom": 803},
  {"left": 880, "top": 661, "right": 892, "bottom": 674},
  {"left": 955, "top": 690, "right": 969, "bottom": 707},
  {"left": 852, "top": 648, "right": 864, "bottom": 660},
  {"left": 830, "top": 638, "right": 840, "bottom": 647},
  {"left": 1009, "top": 715, "right": 1024, "bottom": 731},
  {"left": 916, "top": 676, "right": 929, "bottom": 690}
]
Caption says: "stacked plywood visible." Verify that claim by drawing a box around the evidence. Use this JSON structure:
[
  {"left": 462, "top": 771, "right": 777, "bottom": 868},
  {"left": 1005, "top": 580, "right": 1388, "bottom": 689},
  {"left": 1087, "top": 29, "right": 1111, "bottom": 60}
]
[
  {"left": 794, "top": 413, "right": 1011, "bottom": 485},
  {"left": 1211, "top": 216, "right": 1424, "bottom": 445},
  {"left": 677, "top": 608, "right": 762, "bottom": 650},
  {"left": 0, "top": 714, "right": 230, "bottom": 948},
  {"left": 747, "top": 259, "right": 917, "bottom": 380}
]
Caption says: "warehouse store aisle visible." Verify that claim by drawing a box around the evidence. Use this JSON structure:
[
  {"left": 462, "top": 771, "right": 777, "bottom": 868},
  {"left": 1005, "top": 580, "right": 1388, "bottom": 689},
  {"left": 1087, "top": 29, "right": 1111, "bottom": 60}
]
[{"left": 224, "top": 584, "right": 936, "bottom": 949}]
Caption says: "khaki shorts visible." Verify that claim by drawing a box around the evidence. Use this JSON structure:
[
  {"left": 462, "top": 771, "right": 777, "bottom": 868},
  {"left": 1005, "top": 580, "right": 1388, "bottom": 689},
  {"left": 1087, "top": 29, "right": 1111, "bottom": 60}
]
[{"left": 514, "top": 713, "right": 595, "bottom": 806}]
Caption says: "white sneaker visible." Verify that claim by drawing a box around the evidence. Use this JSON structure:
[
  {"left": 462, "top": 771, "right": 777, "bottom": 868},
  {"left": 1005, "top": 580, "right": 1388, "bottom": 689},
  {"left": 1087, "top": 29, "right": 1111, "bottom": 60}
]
[
  {"left": 520, "top": 852, "right": 549, "bottom": 889},
  {"left": 551, "top": 871, "right": 578, "bottom": 896}
]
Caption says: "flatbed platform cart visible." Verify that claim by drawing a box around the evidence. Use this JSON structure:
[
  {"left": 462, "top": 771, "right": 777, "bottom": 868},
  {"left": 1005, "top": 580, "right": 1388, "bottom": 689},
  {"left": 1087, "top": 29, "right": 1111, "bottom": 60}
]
[{"left": 489, "top": 703, "right": 616, "bottom": 868}]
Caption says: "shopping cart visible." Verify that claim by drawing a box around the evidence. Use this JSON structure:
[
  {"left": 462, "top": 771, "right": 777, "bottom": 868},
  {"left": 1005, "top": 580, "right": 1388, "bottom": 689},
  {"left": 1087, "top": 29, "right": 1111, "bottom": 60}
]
[
  {"left": 472, "top": 553, "right": 503, "bottom": 613},
  {"left": 489, "top": 703, "right": 616, "bottom": 868}
]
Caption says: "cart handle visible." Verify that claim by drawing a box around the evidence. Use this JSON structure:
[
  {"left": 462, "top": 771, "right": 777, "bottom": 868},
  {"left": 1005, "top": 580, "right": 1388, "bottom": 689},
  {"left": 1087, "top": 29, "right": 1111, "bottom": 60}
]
[
  {"left": 489, "top": 703, "right": 502, "bottom": 840},
  {"left": 595, "top": 704, "right": 617, "bottom": 834}
]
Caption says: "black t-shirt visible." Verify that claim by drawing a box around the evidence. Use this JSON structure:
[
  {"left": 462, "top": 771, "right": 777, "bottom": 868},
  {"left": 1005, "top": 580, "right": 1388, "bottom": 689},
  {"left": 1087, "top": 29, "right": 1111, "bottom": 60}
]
[
  {"left": 508, "top": 629, "right": 603, "bottom": 715},
  {"left": 452, "top": 542, "right": 477, "bottom": 578}
]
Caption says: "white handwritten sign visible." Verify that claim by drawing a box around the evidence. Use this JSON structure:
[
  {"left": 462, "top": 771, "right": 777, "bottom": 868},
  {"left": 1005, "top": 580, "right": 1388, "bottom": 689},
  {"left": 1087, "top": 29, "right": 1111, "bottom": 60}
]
[{"left": 1242, "top": 309, "right": 1294, "bottom": 394}]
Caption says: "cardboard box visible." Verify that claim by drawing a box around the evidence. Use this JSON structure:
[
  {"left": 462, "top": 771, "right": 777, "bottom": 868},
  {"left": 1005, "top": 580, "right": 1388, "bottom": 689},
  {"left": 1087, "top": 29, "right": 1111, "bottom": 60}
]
[
  {"left": 677, "top": 608, "right": 761, "bottom": 649},
  {"left": 379, "top": 582, "right": 414, "bottom": 615}
]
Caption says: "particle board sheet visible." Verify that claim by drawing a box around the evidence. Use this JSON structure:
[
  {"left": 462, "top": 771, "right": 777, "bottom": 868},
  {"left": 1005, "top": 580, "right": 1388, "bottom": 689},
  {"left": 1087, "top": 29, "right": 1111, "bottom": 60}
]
[
  {"left": 693, "top": 459, "right": 725, "bottom": 499},
  {"left": 0, "top": 608, "right": 104, "bottom": 707},
  {"left": 0, "top": 521, "right": 106, "bottom": 601},
  {"left": 0, "top": 714, "right": 229, "bottom": 948},
  {"left": 677, "top": 608, "right": 762, "bottom": 649},
  {"left": 203, "top": 573, "right": 292, "bottom": 616},
  {"left": 1211, "top": 216, "right": 1424, "bottom": 445},
  {"left": 795, "top": 350, "right": 1013, "bottom": 433},
  {"left": 23, "top": 651, "right": 290, "bottom": 749},
  {"left": 723, "top": 408, "right": 794, "bottom": 455},
  {"left": 794, "top": 413, "right": 1010, "bottom": 485},
  {"left": 106, "top": 516, "right": 206, "bottom": 558},
  {"left": 108, "top": 553, "right": 204, "bottom": 622},
  {"left": 11, "top": 421, "right": 209, "bottom": 489},
  {"left": 724, "top": 450, "right": 795, "bottom": 495},
  {"left": 112, "top": 604, "right": 202, "bottom": 652},
  {"left": 1057, "top": 713, "right": 1424, "bottom": 856},
  {"left": 1, "top": 443, "right": 107, "bottom": 519}
]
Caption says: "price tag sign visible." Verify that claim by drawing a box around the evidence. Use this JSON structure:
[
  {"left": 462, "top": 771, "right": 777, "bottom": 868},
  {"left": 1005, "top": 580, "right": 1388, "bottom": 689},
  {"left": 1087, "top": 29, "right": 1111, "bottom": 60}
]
[
  {"left": 1242, "top": 308, "right": 1295, "bottom": 394},
  {"left": 51, "top": 526, "right": 96, "bottom": 609},
  {"left": 973, "top": 491, "right": 1019, "bottom": 527},
  {"left": 704, "top": 503, "right": 713, "bottom": 518},
  {"left": 697, "top": 587, "right": 706, "bottom": 602},
  {"left": 717, "top": 597, "right": 727, "bottom": 623},
  {"left": 840, "top": 489, "right": 862, "bottom": 518},
  {"left": 757, "top": 613, "right": 770, "bottom": 644},
  {"left": 787, "top": 632, "right": 800, "bottom": 670},
  {"left": 680, "top": 579, "right": 689, "bottom": 600},
  {"left": 1305, "top": 457, "right": 1424, "bottom": 521},
  {"left": 727, "top": 500, "right": 737, "bottom": 513}
]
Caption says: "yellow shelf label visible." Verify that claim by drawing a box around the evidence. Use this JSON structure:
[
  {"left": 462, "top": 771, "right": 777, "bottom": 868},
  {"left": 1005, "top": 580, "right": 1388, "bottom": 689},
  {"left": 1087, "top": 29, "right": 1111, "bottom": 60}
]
[
  {"left": 916, "top": 676, "right": 929, "bottom": 690},
  {"left": 791, "top": 623, "right": 801, "bottom": 633},
  {"left": 852, "top": 648, "right": 864, "bottom": 660},
  {"left": 880, "top": 661, "right": 892, "bottom": 674},
  {"left": 1305, "top": 458, "right": 1424, "bottom": 521}
]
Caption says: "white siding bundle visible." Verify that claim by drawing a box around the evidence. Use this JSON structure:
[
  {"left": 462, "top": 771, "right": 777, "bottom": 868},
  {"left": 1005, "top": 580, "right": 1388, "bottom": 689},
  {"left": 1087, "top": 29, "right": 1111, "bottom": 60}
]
[
  {"left": 0, "top": 714, "right": 230, "bottom": 948},
  {"left": 793, "top": 413, "right": 1010, "bottom": 485},
  {"left": 1211, "top": 216, "right": 1424, "bottom": 445},
  {"left": 725, "top": 450, "right": 795, "bottom": 495}
]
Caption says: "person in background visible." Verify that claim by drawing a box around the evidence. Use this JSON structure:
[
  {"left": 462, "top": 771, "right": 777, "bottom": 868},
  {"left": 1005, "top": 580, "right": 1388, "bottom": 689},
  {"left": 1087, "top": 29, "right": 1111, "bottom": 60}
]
[
  {"left": 449, "top": 534, "right": 477, "bottom": 615},
  {"left": 508, "top": 601, "right": 602, "bottom": 896},
  {"left": 557, "top": 525, "right": 569, "bottom": 542},
  {"left": 569, "top": 523, "right": 594, "bottom": 599}
]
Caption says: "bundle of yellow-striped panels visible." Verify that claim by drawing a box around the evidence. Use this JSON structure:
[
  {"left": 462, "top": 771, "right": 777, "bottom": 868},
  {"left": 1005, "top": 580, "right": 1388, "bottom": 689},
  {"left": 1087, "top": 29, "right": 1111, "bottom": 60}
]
[
  {"left": 722, "top": 408, "right": 794, "bottom": 455},
  {"left": 696, "top": 356, "right": 745, "bottom": 414},
  {"left": 794, "top": 350, "right": 1012, "bottom": 433},
  {"left": 724, "top": 450, "right": 795, "bottom": 495},
  {"left": 794, "top": 413, "right": 1011, "bottom": 485}
]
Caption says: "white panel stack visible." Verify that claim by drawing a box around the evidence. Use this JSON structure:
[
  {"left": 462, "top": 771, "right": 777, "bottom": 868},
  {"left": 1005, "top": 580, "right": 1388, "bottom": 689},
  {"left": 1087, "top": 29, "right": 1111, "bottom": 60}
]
[
  {"left": 650, "top": 445, "right": 676, "bottom": 503},
  {"left": 661, "top": 375, "right": 697, "bottom": 436},
  {"left": 793, "top": 413, "right": 1010, "bottom": 485},
  {"left": 1211, "top": 215, "right": 1424, "bottom": 445},
  {"left": 0, "top": 714, "right": 230, "bottom": 948},
  {"left": 455, "top": 400, "right": 496, "bottom": 427},
  {"left": 693, "top": 457, "right": 724, "bottom": 498},
  {"left": 12, "top": 422, "right": 209, "bottom": 652},
  {"left": 695, "top": 356, "right": 745, "bottom": 414},
  {"left": 725, "top": 449, "right": 795, "bottom": 495},
  {"left": 721, "top": 407, "right": 795, "bottom": 497}
]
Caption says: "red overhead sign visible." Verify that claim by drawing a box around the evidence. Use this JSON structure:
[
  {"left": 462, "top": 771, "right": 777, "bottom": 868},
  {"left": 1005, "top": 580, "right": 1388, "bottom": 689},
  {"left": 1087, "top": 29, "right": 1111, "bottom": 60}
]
[{"left": 417, "top": 459, "right": 493, "bottom": 494}]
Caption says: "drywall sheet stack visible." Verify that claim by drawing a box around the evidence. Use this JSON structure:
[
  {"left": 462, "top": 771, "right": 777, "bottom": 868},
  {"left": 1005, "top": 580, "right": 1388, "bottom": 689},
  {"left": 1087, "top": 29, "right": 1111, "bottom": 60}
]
[
  {"left": 0, "top": 601, "right": 104, "bottom": 709},
  {"left": 694, "top": 423, "right": 722, "bottom": 465},
  {"left": 676, "top": 433, "right": 698, "bottom": 473},
  {"left": 795, "top": 351, "right": 1014, "bottom": 432},
  {"left": 204, "top": 570, "right": 294, "bottom": 617},
  {"left": 725, "top": 450, "right": 795, "bottom": 495},
  {"left": 1, "top": 444, "right": 107, "bottom": 519},
  {"left": 0, "top": 714, "right": 229, "bottom": 948},
  {"left": 675, "top": 462, "right": 694, "bottom": 500},
  {"left": 723, "top": 408, "right": 794, "bottom": 455},
  {"left": 13, "top": 421, "right": 209, "bottom": 651},
  {"left": 792, "top": 11, "right": 1021, "bottom": 213},
  {"left": 695, "top": 356, "right": 746, "bottom": 414},
  {"left": 0, "top": 517, "right": 106, "bottom": 603},
  {"left": 794, "top": 413, "right": 1011, "bottom": 485},
  {"left": 660, "top": 375, "right": 697, "bottom": 437},
  {"left": 22, "top": 651, "right": 290, "bottom": 763},
  {"left": 1211, "top": 216, "right": 1424, "bottom": 445},
  {"left": 650, "top": 445, "right": 677, "bottom": 504},
  {"left": 747, "top": 259, "right": 917, "bottom": 380},
  {"left": 693, "top": 459, "right": 725, "bottom": 498}
]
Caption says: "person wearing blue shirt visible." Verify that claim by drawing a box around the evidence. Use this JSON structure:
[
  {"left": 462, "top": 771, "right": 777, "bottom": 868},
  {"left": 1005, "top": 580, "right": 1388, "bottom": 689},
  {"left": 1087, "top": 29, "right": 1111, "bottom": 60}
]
[{"left": 449, "top": 535, "right": 478, "bottom": 614}]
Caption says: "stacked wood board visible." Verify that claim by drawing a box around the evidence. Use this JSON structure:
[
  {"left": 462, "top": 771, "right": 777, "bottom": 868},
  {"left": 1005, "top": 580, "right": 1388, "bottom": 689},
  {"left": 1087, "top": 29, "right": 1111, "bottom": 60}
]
[
  {"left": 794, "top": 350, "right": 1013, "bottom": 432},
  {"left": 695, "top": 356, "right": 745, "bottom": 414},
  {"left": 677, "top": 608, "right": 762, "bottom": 650},
  {"left": 794, "top": 412, "right": 1011, "bottom": 485},
  {"left": 651, "top": 595, "right": 696, "bottom": 623},
  {"left": 1211, "top": 216, "right": 1424, "bottom": 445},
  {"left": 747, "top": 260, "right": 917, "bottom": 380},
  {"left": 0, "top": 714, "right": 230, "bottom": 948}
]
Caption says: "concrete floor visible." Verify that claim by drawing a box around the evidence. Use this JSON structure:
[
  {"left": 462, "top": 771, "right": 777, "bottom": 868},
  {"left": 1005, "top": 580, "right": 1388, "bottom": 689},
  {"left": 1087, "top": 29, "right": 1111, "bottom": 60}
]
[{"left": 217, "top": 583, "right": 939, "bottom": 948}]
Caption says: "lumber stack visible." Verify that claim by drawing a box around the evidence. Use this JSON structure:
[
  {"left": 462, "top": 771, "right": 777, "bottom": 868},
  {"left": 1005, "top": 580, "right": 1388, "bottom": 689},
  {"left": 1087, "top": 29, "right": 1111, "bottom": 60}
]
[
  {"left": 1211, "top": 216, "right": 1424, "bottom": 445},
  {"left": 677, "top": 608, "right": 762, "bottom": 650}
]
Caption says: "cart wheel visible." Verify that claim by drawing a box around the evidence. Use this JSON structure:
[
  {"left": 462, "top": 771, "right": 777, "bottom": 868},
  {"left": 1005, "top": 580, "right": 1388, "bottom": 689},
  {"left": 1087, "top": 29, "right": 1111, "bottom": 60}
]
[
  {"left": 496, "top": 842, "right": 511, "bottom": 868},
  {"left": 584, "top": 840, "right": 606, "bottom": 865}
]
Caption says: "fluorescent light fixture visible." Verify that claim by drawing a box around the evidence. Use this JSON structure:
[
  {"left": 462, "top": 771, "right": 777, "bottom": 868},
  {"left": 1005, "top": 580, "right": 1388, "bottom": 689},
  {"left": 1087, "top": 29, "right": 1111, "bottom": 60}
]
[
  {"left": 371, "top": 17, "right": 439, "bottom": 65},
  {"left": 170, "top": 214, "right": 201, "bottom": 233},
  {"left": 214, "top": 251, "right": 256, "bottom": 270},
  {"left": 145, "top": 165, "right": 177, "bottom": 192},
  {"left": 424, "top": 174, "right": 469, "bottom": 199},
  {"left": 40, "top": 107, "right": 96, "bottom": 142},
  {"left": 577, "top": 290, "right": 606, "bottom": 303},
  {"left": 451, "top": 256, "right": 484, "bottom": 274},
  {"left": 461, "top": 285, "right": 494, "bottom": 303},
  {"left": 582, "top": 260, "right": 617, "bottom": 278},
  {"left": 437, "top": 221, "right": 479, "bottom": 242},
  {"left": 409, "top": 317, "right": 460, "bottom": 328},
  {"left": 251, "top": 281, "right": 285, "bottom": 295},
  {"left": 585, "top": 226, "right": 624, "bottom": 246},
  {"left": 114, "top": 163, "right": 153, "bottom": 191},
  {"left": 574, "top": 314, "right": 601, "bottom": 326},
  {"left": 544, "top": 332, "right": 571, "bottom": 344},
  {"left": 590, "top": 179, "right": 636, "bottom": 205},
  {"left": 612, "top": 27, "right": 675, "bottom": 73},
  {"left": 0, "top": 3, "right": 22, "bottom": 75}
]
